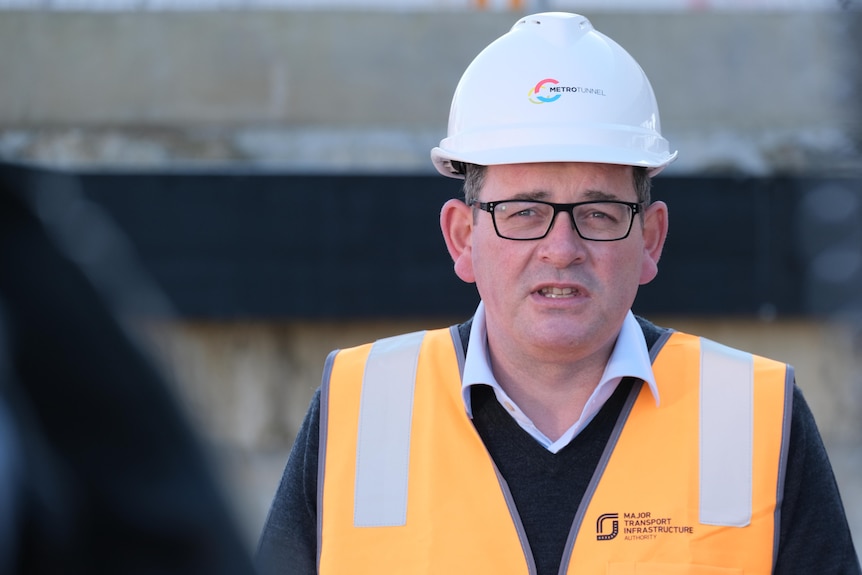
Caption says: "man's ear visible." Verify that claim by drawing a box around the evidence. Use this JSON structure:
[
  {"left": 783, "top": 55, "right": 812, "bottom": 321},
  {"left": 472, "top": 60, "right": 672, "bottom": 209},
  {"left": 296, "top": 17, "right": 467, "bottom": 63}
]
[
  {"left": 639, "top": 200, "right": 668, "bottom": 285},
  {"left": 440, "top": 199, "right": 476, "bottom": 284}
]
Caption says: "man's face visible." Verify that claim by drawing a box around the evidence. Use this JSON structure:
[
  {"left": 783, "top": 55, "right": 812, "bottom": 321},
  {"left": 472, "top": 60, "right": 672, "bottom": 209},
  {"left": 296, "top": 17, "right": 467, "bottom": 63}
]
[{"left": 442, "top": 162, "right": 667, "bottom": 364}]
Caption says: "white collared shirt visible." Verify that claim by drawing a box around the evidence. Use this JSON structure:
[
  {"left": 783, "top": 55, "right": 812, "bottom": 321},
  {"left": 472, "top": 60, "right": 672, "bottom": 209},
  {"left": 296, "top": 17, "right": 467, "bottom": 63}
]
[{"left": 461, "top": 302, "right": 660, "bottom": 453}]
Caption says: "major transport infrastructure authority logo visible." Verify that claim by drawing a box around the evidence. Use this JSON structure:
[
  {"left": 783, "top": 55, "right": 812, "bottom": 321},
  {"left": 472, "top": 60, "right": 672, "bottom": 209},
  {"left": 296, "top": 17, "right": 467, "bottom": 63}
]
[{"left": 597, "top": 511, "right": 695, "bottom": 542}]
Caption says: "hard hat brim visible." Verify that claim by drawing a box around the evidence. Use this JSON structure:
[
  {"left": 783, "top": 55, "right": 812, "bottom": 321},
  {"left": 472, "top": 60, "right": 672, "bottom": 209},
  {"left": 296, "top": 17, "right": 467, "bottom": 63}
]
[{"left": 431, "top": 144, "right": 678, "bottom": 179}]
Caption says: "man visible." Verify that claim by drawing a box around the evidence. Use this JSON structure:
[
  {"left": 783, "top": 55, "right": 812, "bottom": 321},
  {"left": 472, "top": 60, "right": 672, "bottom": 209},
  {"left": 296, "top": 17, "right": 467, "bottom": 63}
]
[{"left": 256, "top": 12, "right": 860, "bottom": 574}]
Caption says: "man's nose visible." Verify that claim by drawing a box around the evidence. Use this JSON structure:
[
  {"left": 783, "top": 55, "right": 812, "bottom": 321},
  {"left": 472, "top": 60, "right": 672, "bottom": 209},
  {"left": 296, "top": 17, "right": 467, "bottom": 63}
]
[
  {"left": 547, "top": 208, "right": 580, "bottom": 237},
  {"left": 538, "top": 210, "right": 587, "bottom": 266}
]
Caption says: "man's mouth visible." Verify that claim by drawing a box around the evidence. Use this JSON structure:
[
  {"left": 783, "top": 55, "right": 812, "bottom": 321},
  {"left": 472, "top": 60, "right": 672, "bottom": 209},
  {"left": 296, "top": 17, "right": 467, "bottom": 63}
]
[{"left": 539, "top": 286, "right": 579, "bottom": 298}]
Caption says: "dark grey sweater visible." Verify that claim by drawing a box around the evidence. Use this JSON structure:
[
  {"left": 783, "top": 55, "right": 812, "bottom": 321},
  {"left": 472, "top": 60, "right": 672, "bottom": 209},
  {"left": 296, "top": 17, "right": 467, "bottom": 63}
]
[{"left": 256, "top": 317, "right": 861, "bottom": 575}]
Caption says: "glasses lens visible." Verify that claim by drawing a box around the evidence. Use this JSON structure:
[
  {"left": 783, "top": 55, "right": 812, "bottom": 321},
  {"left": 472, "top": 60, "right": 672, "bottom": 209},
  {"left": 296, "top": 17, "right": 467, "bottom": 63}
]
[
  {"left": 572, "top": 202, "right": 633, "bottom": 240},
  {"left": 492, "top": 201, "right": 555, "bottom": 240}
]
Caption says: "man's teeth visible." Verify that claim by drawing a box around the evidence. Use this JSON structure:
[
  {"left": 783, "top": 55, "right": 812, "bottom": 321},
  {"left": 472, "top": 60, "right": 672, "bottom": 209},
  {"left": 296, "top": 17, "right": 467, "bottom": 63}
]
[{"left": 540, "top": 287, "right": 577, "bottom": 298}]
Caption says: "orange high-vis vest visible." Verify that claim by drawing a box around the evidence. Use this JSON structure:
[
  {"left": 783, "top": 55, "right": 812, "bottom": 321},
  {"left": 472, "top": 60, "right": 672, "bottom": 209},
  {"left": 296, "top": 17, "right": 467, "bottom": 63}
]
[{"left": 318, "top": 326, "right": 792, "bottom": 575}]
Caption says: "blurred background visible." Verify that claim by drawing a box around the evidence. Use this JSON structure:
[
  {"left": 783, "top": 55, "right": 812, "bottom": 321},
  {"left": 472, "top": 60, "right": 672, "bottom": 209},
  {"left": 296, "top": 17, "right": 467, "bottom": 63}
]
[{"left": 1, "top": 0, "right": 860, "bottom": 561}]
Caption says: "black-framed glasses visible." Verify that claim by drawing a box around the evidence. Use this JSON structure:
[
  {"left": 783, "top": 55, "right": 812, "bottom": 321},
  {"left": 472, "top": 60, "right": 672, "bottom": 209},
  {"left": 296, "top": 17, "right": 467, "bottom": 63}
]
[{"left": 470, "top": 199, "right": 641, "bottom": 241}]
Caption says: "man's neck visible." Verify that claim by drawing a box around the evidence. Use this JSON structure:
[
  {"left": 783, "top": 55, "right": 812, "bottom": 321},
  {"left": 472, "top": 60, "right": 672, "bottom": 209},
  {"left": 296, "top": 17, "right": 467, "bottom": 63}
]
[{"left": 486, "top": 339, "right": 614, "bottom": 442}]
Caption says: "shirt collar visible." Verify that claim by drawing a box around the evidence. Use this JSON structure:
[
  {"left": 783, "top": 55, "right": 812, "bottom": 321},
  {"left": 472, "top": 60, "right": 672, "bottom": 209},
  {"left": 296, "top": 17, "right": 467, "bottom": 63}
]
[{"left": 461, "top": 302, "right": 660, "bottom": 417}]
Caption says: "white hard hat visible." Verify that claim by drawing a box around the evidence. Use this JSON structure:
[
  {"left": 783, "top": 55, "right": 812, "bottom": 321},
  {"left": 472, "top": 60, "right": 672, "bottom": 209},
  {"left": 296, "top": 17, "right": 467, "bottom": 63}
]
[{"left": 431, "top": 12, "right": 677, "bottom": 179}]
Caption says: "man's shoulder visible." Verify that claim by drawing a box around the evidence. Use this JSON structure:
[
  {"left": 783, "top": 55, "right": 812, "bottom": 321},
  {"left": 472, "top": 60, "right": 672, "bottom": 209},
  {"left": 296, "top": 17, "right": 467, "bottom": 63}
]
[
  {"left": 639, "top": 316, "right": 790, "bottom": 370},
  {"left": 633, "top": 315, "right": 670, "bottom": 351},
  {"left": 457, "top": 317, "right": 473, "bottom": 352}
]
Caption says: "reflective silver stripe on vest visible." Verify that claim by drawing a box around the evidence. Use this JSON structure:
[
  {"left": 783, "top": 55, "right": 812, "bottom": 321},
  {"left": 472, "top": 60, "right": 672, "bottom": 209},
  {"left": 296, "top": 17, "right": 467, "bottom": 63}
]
[
  {"left": 700, "top": 338, "right": 754, "bottom": 527},
  {"left": 353, "top": 330, "right": 426, "bottom": 527}
]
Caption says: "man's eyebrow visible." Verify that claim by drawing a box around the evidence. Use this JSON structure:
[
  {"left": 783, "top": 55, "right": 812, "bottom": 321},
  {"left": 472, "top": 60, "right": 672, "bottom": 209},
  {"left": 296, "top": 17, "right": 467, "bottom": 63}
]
[
  {"left": 508, "top": 189, "right": 551, "bottom": 201},
  {"left": 502, "top": 189, "right": 624, "bottom": 202},
  {"left": 582, "top": 189, "right": 621, "bottom": 201}
]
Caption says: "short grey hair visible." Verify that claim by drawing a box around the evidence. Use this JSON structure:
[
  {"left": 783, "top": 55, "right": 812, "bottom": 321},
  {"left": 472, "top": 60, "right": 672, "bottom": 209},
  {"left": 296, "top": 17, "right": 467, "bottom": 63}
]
[{"left": 462, "top": 163, "right": 652, "bottom": 208}]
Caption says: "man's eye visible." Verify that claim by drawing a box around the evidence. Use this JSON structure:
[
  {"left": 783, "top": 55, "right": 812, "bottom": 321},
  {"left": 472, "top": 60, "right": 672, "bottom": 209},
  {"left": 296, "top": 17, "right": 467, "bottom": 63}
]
[{"left": 580, "top": 209, "right": 620, "bottom": 223}]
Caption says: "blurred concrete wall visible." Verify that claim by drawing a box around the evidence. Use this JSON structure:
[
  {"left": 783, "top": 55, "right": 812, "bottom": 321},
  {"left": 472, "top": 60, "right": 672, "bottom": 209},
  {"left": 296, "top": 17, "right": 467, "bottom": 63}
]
[
  {"left": 1, "top": 10, "right": 859, "bottom": 174},
  {"left": 1, "top": 9, "right": 860, "bottom": 552}
]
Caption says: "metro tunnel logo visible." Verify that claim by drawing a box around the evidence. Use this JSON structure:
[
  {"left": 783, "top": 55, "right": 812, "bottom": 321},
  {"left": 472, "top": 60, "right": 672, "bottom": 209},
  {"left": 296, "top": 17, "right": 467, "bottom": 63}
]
[
  {"left": 528, "top": 78, "right": 607, "bottom": 103},
  {"left": 528, "top": 78, "right": 561, "bottom": 103}
]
